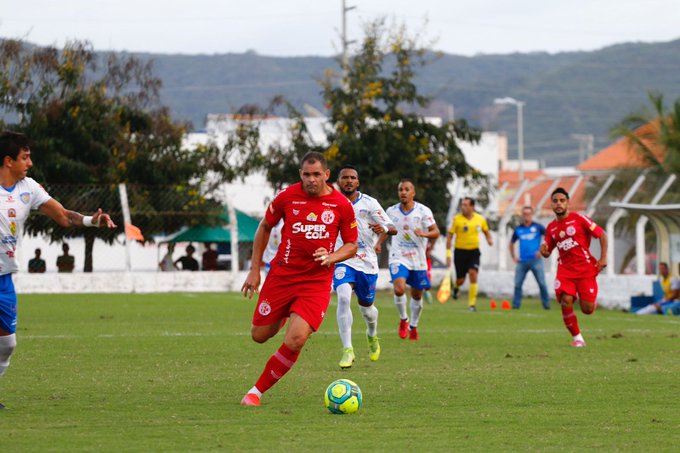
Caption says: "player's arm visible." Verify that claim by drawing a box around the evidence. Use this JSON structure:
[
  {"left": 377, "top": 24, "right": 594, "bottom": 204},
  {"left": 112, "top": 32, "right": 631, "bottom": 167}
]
[
  {"left": 445, "top": 229, "right": 454, "bottom": 267},
  {"left": 539, "top": 236, "right": 554, "bottom": 258},
  {"left": 242, "top": 218, "right": 273, "bottom": 298},
  {"left": 596, "top": 230, "right": 608, "bottom": 273},
  {"left": 39, "top": 199, "right": 117, "bottom": 229},
  {"left": 315, "top": 240, "right": 357, "bottom": 267},
  {"left": 415, "top": 223, "right": 439, "bottom": 240}
]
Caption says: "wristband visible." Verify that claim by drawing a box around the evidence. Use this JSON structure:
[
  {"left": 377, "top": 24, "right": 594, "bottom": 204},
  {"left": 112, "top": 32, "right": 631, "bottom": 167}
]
[
  {"left": 446, "top": 249, "right": 452, "bottom": 258},
  {"left": 382, "top": 225, "right": 389, "bottom": 234},
  {"left": 83, "top": 216, "right": 100, "bottom": 227}
]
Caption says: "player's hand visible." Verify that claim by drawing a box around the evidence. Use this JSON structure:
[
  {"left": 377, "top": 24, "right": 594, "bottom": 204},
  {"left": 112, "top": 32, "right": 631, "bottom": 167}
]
[
  {"left": 368, "top": 223, "right": 385, "bottom": 235},
  {"left": 512, "top": 256, "right": 519, "bottom": 263},
  {"left": 241, "top": 270, "right": 261, "bottom": 299},
  {"left": 414, "top": 228, "right": 425, "bottom": 237},
  {"left": 539, "top": 243, "right": 550, "bottom": 258},
  {"left": 374, "top": 243, "right": 382, "bottom": 254},
  {"left": 596, "top": 258, "right": 608, "bottom": 273},
  {"left": 92, "top": 208, "right": 117, "bottom": 228},
  {"left": 314, "top": 247, "right": 332, "bottom": 267}
]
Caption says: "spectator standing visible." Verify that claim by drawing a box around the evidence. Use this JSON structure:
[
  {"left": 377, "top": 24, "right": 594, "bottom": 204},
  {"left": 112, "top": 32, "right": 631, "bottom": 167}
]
[
  {"left": 175, "top": 244, "right": 199, "bottom": 271},
  {"left": 28, "top": 248, "right": 46, "bottom": 273},
  {"left": 509, "top": 206, "right": 550, "bottom": 309},
  {"left": 202, "top": 243, "right": 219, "bottom": 271},
  {"left": 56, "top": 243, "right": 75, "bottom": 273}
]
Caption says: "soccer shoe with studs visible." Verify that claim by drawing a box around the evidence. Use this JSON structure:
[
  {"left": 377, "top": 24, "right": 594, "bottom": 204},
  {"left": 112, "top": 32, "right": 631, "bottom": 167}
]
[
  {"left": 339, "top": 347, "right": 355, "bottom": 369},
  {"left": 468, "top": 305, "right": 477, "bottom": 312},
  {"left": 398, "top": 318, "right": 409, "bottom": 339},
  {"left": 367, "top": 335, "right": 381, "bottom": 361},
  {"left": 408, "top": 326, "right": 419, "bottom": 341},
  {"left": 571, "top": 339, "right": 586, "bottom": 348},
  {"left": 240, "top": 393, "right": 261, "bottom": 406}
]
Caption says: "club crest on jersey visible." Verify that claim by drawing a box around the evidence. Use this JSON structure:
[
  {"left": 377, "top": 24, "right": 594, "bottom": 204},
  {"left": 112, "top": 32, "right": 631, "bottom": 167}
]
[
  {"left": 554, "top": 279, "right": 561, "bottom": 289},
  {"left": 20, "top": 192, "right": 30, "bottom": 204},
  {"left": 566, "top": 226, "right": 576, "bottom": 236},
  {"left": 8, "top": 208, "right": 16, "bottom": 218},
  {"left": 307, "top": 212, "right": 318, "bottom": 222},
  {"left": 321, "top": 210, "right": 335, "bottom": 224},
  {"left": 334, "top": 266, "right": 346, "bottom": 280},
  {"left": 258, "top": 301, "right": 272, "bottom": 316}
]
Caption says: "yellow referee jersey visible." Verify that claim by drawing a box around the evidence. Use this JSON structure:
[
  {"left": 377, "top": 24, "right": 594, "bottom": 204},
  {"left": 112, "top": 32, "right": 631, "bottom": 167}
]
[{"left": 448, "top": 212, "right": 489, "bottom": 250}]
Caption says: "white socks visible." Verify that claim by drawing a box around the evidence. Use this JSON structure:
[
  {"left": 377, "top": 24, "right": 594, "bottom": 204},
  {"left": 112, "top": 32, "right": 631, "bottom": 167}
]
[
  {"left": 359, "top": 304, "right": 379, "bottom": 337},
  {"left": 394, "top": 294, "right": 408, "bottom": 320},
  {"left": 410, "top": 297, "right": 423, "bottom": 327},
  {"left": 336, "top": 284, "right": 354, "bottom": 348},
  {"left": 0, "top": 334, "right": 17, "bottom": 378}
]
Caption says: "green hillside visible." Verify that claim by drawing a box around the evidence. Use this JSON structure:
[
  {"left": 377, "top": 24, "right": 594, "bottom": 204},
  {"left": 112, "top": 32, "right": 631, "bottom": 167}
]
[{"left": 12, "top": 38, "right": 680, "bottom": 166}]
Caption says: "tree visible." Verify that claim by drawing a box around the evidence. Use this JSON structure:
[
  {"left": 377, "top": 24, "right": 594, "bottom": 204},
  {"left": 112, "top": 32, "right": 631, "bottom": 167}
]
[
  {"left": 588, "top": 91, "right": 680, "bottom": 272},
  {"left": 0, "top": 39, "right": 253, "bottom": 271},
  {"left": 261, "top": 20, "right": 489, "bottom": 226}
]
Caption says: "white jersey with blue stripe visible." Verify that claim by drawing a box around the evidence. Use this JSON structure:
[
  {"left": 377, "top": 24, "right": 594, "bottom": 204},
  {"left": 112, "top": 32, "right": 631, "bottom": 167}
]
[
  {"left": 336, "top": 192, "right": 392, "bottom": 274},
  {"left": 0, "top": 177, "right": 52, "bottom": 275},
  {"left": 386, "top": 201, "right": 436, "bottom": 271}
]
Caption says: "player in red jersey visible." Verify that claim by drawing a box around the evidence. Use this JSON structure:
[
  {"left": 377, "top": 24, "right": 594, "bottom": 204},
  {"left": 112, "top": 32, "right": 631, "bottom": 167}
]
[
  {"left": 540, "top": 187, "right": 608, "bottom": 347},
  {"left": 239, "top": 152, "right": 358, "bottom": 406}
]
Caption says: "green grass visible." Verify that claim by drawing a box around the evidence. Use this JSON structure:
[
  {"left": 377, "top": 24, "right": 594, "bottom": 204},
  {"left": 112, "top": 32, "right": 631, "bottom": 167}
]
[{"left": 3, "top": 291, "right": 680, "bottom": 452}]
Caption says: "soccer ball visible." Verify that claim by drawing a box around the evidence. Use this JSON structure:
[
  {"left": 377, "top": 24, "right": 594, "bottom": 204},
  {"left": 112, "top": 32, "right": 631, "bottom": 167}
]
[{"left": 324, "top": 379, "right": 362, "bottom": 414}]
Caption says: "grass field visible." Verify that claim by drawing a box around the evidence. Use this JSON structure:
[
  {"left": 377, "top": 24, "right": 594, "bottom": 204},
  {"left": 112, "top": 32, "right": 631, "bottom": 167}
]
[{"left": 2, "top": 291, "right": 680, "bottom": 452}]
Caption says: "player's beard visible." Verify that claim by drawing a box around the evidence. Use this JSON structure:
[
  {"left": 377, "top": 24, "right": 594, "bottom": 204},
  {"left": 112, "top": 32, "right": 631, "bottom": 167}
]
[{"left": 340, "top": 187, "right": 355, "bottom": 197}]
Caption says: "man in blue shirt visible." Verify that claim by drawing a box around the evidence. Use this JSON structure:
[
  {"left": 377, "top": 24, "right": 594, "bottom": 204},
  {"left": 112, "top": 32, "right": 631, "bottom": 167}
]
[{"left": 509, "top": 206, "right": 550, "bottom": 309}]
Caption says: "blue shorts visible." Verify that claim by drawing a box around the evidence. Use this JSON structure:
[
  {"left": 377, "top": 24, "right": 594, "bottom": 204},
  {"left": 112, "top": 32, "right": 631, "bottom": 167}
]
[
  {"left": 0, "top": 273, "right": 17, "bottom": 334},
  {"left": 389, "top": 263, "right": 430, "bottom": 290},
  {"left": 333, "top": 264, "right": 378, "bottom": 304}
]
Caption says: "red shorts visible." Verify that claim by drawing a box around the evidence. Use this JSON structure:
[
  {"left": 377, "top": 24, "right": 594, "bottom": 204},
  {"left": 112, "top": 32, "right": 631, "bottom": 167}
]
[
  {"left": 252, "top": 275, "right": 332, "bottom": 331},
  {"left": 554, "top": 274, "right": 598, "bottom": 304}
]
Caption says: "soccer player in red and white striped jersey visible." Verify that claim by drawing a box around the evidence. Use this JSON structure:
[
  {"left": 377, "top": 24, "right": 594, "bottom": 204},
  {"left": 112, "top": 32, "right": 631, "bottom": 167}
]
[{"left": 540, "top": 187, "right": 608, "bottom": 348}]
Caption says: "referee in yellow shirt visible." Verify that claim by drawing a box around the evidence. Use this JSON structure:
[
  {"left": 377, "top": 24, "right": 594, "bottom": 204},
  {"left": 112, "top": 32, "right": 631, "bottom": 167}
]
[{"left": 445, "top": 197, "right": 493, "bottom": 311}]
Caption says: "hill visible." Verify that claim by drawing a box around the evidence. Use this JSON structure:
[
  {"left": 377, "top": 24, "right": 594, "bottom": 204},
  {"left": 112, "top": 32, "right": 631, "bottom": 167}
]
[{"left": 24, "top": 39, "right": 680, "bottom": 166}]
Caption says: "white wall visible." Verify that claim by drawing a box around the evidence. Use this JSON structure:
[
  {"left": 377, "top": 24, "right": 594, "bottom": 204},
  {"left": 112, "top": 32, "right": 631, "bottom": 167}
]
[{"left": 13, "top": 267, "right": 653, "bottom": 311}]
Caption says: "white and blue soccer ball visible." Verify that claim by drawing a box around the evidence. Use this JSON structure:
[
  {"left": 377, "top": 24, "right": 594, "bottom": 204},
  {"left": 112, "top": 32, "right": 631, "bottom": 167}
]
[{"left": 324, "top": 379, "right": 362, "bottom": 414}]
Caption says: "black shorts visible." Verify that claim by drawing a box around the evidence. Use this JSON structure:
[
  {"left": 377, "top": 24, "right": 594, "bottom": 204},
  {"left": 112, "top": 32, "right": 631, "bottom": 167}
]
[{"left": 454, "top": 248, "right": 480, "bottom": 279}]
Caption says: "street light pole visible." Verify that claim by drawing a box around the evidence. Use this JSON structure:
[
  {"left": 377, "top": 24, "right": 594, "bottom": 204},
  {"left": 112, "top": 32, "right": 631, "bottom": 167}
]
[{"left": 494, "top": 97, "right": 525, "bottom": 181}]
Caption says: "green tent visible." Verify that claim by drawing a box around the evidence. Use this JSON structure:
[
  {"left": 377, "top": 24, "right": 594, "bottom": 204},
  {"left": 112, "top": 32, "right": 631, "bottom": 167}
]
[{"left": 166, "top": 209, "right": 260, "bottom": 243}]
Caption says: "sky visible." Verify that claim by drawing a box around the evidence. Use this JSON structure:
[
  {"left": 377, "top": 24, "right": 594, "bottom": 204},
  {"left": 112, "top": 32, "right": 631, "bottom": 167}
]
[{"left": 2, "top": 0, "right": 679, "bottom": 57}]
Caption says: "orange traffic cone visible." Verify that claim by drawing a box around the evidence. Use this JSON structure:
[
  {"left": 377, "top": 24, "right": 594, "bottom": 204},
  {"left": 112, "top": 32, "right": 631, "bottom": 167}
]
[
  {"left": 490, "top": 299, "right": 497, "bottom": 310},
  {"left": 501, "top": 299, "right": 511, "bottom": 310}
]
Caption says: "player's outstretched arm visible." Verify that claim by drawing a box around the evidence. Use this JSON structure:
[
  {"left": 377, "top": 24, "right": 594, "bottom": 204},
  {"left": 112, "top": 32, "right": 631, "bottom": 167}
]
[
  {"left": 539, "top": 242, "right": 551, "bottom": 258},
  {"left": 39, "top": 199, "right": 117, "bottom": 229}
]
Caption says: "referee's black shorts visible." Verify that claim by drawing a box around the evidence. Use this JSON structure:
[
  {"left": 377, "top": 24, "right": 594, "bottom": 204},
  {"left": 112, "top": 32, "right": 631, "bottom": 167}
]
[{"left": 454, "top": 248, "right": 481, "bottom": 278}]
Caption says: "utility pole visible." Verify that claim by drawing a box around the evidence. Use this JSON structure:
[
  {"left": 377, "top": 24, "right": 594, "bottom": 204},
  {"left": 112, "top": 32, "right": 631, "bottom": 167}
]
[
  {"left": 341, "top": 0, "right": 356, "bottom": 85},
  {"left": 572, "top": 134, "right": 594, "bottom": 163}
]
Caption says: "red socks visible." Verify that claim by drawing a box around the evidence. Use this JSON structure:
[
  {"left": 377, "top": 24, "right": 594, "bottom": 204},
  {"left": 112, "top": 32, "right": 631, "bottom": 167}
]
[
  {"left": 561, "top": 304, "right": 581, "bottom": 336},
  {"left": 254, "top": 343, "right": 300, "bottom": 395}
]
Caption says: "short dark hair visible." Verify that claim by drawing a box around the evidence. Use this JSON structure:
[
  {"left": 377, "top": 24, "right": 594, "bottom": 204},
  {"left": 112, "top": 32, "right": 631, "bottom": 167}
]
[
  {"left": 551, "top": 187, "right": 570, "bottom": 200},
  {"left": 463, "top": 197, "right": 476, "bottom": 206},
  {"left": 399, "top": 178, "right": 414, "bottom": 185},
  {"left": 339, "top": 164, "right": 357, "bottom": 173},
  {"left": 0, "top": 131, "right": 30, "bottom": 164},
  {"left": 300, "top": 151, "right": 327, "bottom": 170}
]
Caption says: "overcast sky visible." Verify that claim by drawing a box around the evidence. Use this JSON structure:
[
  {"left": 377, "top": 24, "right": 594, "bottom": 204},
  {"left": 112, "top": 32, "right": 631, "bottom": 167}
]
[{"left": 2, "top": 0, "right": 679, "bottom": 57}]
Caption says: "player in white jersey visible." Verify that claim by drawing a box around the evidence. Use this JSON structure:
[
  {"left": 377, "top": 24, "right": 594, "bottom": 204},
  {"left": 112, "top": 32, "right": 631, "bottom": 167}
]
[
  {"left": 333, "top": 166, "right": 396, "bottom": 368},
  {"left": 0, "top": 131, "right": 117, "bottom": 409},
  {"left": 262, "top": 219, "right": 283, "bottom": 275},
  {"left": 386, "top": 179, "right": 440, "bottom": 341}
]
